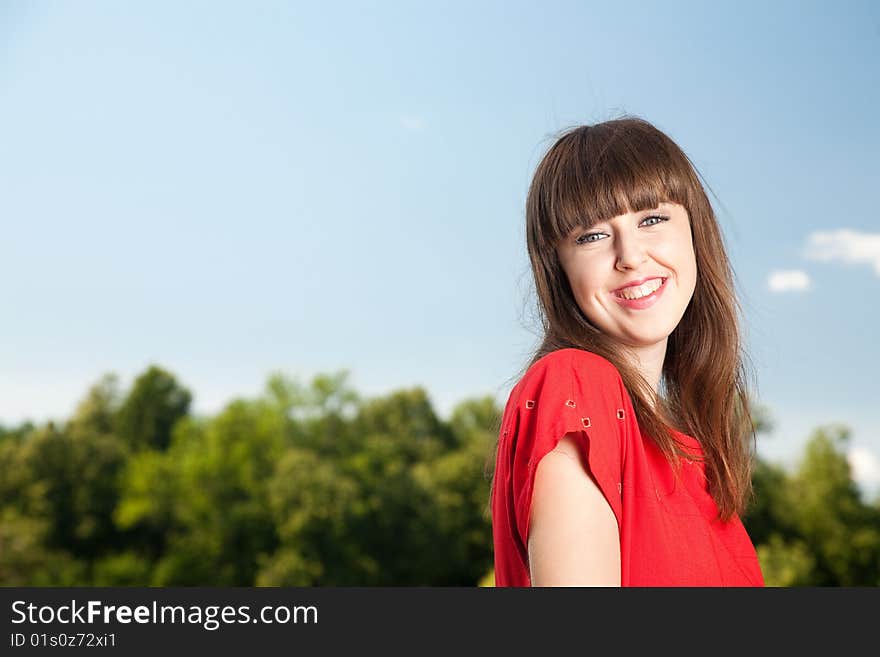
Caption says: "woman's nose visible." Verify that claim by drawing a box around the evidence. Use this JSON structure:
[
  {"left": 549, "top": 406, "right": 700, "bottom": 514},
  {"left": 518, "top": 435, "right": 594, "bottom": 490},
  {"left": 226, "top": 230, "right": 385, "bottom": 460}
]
[{"left": 615, "top": 233, "right": 649, "bottom": 271}]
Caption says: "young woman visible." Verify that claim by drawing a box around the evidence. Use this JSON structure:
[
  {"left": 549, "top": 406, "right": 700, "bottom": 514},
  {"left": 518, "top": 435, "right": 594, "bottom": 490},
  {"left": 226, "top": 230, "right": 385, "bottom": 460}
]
[{"left": 490, "top": 117, "right": 765, "bottom": 586}]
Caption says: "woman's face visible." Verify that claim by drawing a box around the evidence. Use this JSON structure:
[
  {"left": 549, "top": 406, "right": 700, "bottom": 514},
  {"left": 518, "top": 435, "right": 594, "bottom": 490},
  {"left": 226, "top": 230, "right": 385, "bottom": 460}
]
[{"left": 556, "top": 201, "right": 697, "bottom": 350}]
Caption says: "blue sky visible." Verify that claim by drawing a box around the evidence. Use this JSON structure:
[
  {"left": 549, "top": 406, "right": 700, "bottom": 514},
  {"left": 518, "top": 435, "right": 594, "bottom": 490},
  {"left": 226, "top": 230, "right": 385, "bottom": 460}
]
[{"left": 1, "top": 1, "right": 878, "bottom": 497}]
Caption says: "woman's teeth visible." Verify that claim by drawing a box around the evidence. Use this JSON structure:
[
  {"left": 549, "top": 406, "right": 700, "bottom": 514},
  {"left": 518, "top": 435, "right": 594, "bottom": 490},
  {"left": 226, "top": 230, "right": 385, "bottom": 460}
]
[{"left": 616, "top": 278, "right": 664, "bottom": 300}]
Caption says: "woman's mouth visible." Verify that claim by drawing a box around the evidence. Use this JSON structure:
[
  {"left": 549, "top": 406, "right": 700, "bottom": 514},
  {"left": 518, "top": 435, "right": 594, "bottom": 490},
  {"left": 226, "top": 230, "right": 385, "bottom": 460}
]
[{"left": 612, "top": 277, "right": 668, "bottom": 309}]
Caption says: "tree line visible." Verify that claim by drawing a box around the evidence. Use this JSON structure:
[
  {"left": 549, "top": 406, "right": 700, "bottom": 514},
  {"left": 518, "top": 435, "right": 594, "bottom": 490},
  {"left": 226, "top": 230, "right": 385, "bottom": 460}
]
[{"left": 1, "top": 365, "right": 878, "bottom": 586}]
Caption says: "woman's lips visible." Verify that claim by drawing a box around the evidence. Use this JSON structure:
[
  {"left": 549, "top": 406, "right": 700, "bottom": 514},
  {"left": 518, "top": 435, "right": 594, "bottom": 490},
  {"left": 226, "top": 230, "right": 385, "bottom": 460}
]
[{"left": 612, "top": 277, "right": 668, "bottom": 309}]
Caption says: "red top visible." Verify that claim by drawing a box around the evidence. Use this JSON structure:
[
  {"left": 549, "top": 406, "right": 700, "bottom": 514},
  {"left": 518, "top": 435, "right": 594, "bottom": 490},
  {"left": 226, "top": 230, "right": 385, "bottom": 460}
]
[{"left": 491, "top": 348, "right": 765, "bottom": 587}]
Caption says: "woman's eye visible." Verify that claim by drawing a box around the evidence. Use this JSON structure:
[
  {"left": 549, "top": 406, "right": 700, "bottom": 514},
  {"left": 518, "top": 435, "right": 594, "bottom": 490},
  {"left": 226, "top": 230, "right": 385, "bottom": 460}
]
[
  {"left": 575, "top": 214, "right": 669, "bottom": 246},
  {"left": 575, "top": 232, "right": 604, "bottom": 245}
]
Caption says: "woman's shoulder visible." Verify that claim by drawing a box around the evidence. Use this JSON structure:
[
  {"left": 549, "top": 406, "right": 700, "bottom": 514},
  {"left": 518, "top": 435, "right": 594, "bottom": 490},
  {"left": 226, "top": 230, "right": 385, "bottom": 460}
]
[
  {"left": 524, "top": 348, "right": 623, "bottom": 384},
  {"left": 507, "top": 348, "right": 626, "bottom": 409}
]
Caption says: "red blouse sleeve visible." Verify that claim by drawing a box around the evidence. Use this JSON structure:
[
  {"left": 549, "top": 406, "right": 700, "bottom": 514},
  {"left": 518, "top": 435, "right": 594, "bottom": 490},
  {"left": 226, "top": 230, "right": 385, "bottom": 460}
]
[{"left": 503, "top": 348, "right": 628, "bottom": 549}]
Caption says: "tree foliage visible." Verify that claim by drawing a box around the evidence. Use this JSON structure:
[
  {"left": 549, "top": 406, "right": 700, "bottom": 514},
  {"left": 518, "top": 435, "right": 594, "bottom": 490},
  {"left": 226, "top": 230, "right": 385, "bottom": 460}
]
[
  {"left": 115, "top": 366, "right": 192, "bottom": 451},
  {"left": 1, "top": 370, "right": 878, "bottom": 586}
]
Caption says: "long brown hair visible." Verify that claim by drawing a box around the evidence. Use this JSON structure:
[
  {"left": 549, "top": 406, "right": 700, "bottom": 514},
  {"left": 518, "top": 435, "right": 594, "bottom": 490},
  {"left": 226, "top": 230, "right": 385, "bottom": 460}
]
[{"left": 489, "top": 116, "right": 759, "bottom": 522}]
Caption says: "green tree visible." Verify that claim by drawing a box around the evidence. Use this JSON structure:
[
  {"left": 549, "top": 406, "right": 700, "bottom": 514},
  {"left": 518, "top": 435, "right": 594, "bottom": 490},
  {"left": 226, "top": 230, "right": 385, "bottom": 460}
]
[
  {"left": 117, "top": 398, "right": 284, "bottom": 585},
  {"left": 0, "top": 420, "right": 36, "bottom": 443},
  {"left": 756, "top": 534, "right": 816, "bottom": 587},
  {"left": 744, "top": 459, "right": 798, "bottom": 547},
  {"left": 0, "top": 418, "right": 128, "bottom": 571},
  {"left": 0, "top": 508, "right": 85, "bottom": 585},
  {"left": 266, "top": 370, "right": 361, "bottom": 457},
  {"left": 68, "top": 373, "right": 122, "bottom": 438},
  {"left": 258, "top": 448, "right": 365, "bottom": 585},
  {"left": 116, "top": 366, "right": 192, "bottom": 451},
  {"left": 781, "top": 425, "right": 880, "bottom": 585}
]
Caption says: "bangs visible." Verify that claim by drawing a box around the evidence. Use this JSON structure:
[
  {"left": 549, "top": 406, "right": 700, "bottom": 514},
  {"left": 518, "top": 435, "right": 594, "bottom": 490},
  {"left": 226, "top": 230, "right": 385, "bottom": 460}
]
[{"left": 533, "top": 120, "right": 698, "bottom": 246}]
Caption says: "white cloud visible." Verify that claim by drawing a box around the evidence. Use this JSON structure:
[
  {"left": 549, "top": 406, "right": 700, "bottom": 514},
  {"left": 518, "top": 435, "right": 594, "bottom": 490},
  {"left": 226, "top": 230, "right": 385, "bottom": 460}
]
[
  {"left": 847, "top": 446, "right": 880, "bottom": 491},
  {"left": 803, "top": 229, "right": 880, "bottom": 276},
  {"left": 767, "top": 270, "right": 811, "bottom": 293},
  {"left": 400, "top": 116, "right": 426, "bottom": 132}
]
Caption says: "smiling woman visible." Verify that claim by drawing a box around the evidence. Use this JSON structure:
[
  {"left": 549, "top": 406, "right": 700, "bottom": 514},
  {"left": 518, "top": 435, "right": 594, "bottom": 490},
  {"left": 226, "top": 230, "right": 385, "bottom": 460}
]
[
  {"left": 489, "top": 116, "right": 764, "bottom": 587},
  {"left": 557, "top": 202, "right": 696, "bottom": 351}
]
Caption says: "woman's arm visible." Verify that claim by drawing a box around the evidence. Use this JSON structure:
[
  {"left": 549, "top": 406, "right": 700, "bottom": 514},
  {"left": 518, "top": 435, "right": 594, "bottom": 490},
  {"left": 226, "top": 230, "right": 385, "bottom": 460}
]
[{"left": 527, "top": 433, "right": 621, "bottom": 586}]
